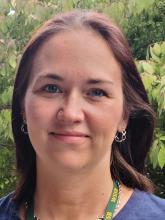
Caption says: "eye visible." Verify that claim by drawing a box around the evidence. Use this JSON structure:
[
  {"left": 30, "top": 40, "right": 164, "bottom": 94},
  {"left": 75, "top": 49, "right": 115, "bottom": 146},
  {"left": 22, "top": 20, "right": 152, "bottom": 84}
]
[
  {"left": 42, "top": 84, "right": 62, "bottom": 93},
  {"left": 88, "top": 88, "right": 107, "bottom": 97}
]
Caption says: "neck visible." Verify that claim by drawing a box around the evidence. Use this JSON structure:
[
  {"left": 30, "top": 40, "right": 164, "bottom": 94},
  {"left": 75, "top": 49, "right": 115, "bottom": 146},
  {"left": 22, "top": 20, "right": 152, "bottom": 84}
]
[{"left": 34, "top": 158, "right": 114, "bottom": 220}]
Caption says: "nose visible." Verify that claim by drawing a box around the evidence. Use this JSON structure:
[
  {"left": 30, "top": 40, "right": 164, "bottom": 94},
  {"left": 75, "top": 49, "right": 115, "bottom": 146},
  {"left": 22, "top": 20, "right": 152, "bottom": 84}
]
[{"left": 56, "top": 91, "right": 85, "bottom": 124}]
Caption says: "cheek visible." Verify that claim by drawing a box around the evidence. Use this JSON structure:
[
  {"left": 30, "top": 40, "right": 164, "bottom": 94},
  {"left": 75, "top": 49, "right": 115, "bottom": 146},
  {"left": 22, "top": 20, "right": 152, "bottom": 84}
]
[
  {"left": 24, "top": 96, "right": 56, "bottom": 131},
  {"left": 89, "top": 99, "right": 124, "bottom": 138}
]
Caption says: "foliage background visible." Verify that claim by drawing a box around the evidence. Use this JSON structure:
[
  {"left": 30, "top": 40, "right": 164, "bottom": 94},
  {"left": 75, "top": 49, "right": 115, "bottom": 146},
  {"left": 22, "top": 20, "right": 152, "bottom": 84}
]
[{"left": 0, "top": 0, "right": 165, "bottom": 198}]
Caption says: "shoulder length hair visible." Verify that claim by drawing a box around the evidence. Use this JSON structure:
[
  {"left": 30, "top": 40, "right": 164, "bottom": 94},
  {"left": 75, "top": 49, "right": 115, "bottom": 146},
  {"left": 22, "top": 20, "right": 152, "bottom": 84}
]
[{"left": 12, "top": 10, "right": 155, "bottom": 205}]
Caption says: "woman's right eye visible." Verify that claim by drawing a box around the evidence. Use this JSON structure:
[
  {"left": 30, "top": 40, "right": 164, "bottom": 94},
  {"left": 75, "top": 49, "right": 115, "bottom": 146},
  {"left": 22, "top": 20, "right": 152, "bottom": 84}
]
[{"left": 41, "top": 84, "right": 62, "bottom": 93}]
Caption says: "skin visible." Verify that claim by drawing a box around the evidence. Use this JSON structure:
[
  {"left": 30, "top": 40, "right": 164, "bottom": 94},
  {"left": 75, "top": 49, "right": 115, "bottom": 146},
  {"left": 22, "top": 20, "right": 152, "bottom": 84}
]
[{"left": 21, "top": 28, "right": 133, "bottom": 220}]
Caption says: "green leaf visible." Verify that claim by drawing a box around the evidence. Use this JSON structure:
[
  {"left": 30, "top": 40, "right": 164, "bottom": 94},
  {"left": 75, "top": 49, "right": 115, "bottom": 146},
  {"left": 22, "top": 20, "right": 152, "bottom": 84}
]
[
  {"left": 9, "top": 54, "right": 16, "bottom": 69},
  {"left": 149, "top": 139, "right": 159, "bottom": 168},
  {"left": 134, "top": 0, "right": 155, "bottom": 14},
  {"left": 150, "top": 47, "right": 160, "bottom": 63},
  {"left": 62, "top": 0, "right": 74, "bottom": 11},
  {"left": 142, "top": 61, "right": 154, "bottom": 74},
  {"left": 0, "top": 86, "right": 13, "bottom": 106},
  {"left": 141, "top": 72, "right": 156, "bottom": 91},
  {"left": 152, "top": 43, "right": 161, "bottom": 57},
  {"left": 159, "top": 136, "right": 165, "bottom": 141},
  {"left": 158, "top": 147, "right": 165, "bottom": 169},
  {"left": 161, "top": 42, "right": 165, "bottom": 54},
  {"left": 158, "top": 94, "right": 165, "bottom": 115},
  {"left": 160, "top": 64, "right": 165, "bottom": 77},
  {"left": 136, "top": 61, "right": 143, "bottom": 73},
  {"left": 151, "top": 86, "right": 160, "bottom": 102}
]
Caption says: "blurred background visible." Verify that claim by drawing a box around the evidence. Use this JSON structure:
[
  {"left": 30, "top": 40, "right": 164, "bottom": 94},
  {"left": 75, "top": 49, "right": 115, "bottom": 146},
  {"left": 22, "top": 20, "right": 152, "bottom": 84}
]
[{"left": 0, "top": 0, "right": 165, "bottom": 198}]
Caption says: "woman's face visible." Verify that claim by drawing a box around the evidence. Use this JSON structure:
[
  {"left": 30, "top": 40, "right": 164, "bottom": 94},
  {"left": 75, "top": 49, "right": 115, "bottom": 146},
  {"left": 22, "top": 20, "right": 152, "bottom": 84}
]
[{"left": 23, "top": 29, "right": 126, "bottom": 172}]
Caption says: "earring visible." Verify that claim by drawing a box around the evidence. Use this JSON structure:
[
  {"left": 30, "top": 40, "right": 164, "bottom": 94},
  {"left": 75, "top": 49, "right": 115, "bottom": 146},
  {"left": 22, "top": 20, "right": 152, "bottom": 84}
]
[
  {"left": 115, "top": 130, "right": 126, "bottom": 143},
  {"left": 21, "top": 119, "right": 28, "bottom": 134}
]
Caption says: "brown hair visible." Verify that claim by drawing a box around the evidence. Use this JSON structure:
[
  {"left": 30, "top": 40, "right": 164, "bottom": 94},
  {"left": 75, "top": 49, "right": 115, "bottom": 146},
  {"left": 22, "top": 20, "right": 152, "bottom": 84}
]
[{"left": 12, "top": 10, "right": 155, "bottom": 205}]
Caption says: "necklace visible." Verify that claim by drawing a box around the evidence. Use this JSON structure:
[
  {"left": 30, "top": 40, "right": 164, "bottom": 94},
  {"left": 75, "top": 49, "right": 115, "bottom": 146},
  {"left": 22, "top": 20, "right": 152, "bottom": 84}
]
[{"left": 26, "top": 181, "right": 121, "bottom": 220}]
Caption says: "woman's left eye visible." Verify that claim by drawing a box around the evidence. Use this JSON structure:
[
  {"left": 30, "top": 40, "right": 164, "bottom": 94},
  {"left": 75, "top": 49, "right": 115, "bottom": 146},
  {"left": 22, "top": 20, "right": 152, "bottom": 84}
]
[
  {"left": 42, "top": 84, "right": 62, "bottom": 93},
  {"left": 88, "top": 89, "right": 107, "bottom": 97}
]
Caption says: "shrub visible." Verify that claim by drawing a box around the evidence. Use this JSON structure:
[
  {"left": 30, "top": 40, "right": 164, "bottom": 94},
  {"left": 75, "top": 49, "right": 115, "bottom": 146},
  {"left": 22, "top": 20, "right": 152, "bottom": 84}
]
[
  {"left": 124, "top": 0, "right": 165, "bottom": 59},
  {"left": 137, "top": 42, "right": 165, "bottom": 197}
]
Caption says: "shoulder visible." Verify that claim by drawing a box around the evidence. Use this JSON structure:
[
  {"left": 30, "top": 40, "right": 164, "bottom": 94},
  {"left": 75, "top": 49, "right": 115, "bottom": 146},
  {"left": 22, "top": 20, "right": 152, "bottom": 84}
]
[
  {"left": 135, "top": 189, "right": 165, "bottom": 212},
  {"left": 114, "top": 189, "right": 165, "bottom": 220},
  {"left": 0, "top": 192, "right": 20, "bottom": 220}
]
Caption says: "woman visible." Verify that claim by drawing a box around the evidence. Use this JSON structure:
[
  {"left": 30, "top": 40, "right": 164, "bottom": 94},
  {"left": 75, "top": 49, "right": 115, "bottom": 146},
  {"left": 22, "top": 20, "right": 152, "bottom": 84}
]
[{"left": 0, "top": 10, "right": 164, "bottom": 220}]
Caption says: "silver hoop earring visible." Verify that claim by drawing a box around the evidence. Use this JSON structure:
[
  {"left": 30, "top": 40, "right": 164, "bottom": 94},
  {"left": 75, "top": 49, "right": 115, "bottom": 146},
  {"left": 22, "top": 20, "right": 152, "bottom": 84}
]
[
  {"left": 21, "top": 120, "right": 28, "bottom": 134},
  {"left": 115, "top": 130, "right": 126, "bottom": 143}
]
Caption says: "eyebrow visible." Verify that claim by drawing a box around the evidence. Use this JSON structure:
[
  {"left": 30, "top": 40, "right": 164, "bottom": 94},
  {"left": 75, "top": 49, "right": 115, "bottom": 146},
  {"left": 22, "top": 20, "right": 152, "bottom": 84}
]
[
  {"left": 37, "top": 73, "right": 64, "bottom": 81},
  {"left": 36, "top": 73, "right": 114, "bottom": 85},
  {"left": 87, "top": 79, "right": 114, "bottom": 85}
]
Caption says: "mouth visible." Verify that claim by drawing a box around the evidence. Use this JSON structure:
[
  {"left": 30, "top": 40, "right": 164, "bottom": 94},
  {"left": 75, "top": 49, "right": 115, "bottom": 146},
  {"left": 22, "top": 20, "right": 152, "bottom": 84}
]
[
  {"left": 49, "top": 131, "right": 89, "bottom": 137},
  {"left": 49, "top": 131, "right": 89, "bottom": 143}
]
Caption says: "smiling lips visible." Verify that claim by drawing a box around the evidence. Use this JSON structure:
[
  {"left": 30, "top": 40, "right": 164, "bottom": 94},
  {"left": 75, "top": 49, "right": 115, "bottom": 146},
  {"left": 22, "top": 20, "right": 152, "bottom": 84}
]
[{"left": 49, "top": 131, "right": 89, "bottom": 143}]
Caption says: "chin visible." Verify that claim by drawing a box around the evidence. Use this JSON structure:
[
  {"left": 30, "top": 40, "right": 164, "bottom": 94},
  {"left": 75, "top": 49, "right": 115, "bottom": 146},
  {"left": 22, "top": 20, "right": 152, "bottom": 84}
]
[{"left": 53, "top": 154, "right": 92, "bottom": 173}]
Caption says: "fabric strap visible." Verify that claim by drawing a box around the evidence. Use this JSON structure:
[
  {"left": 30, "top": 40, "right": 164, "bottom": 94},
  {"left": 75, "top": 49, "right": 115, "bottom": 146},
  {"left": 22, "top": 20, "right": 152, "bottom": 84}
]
[{"left": 26, "top": 180, "right": 119, "bottom": 220}]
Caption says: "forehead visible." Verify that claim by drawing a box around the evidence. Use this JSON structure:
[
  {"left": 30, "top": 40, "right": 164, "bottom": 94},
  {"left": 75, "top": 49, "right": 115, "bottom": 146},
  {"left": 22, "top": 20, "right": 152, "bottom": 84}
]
[{"left": 30, "top": 28, "right": 122, "bottom": 83}]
